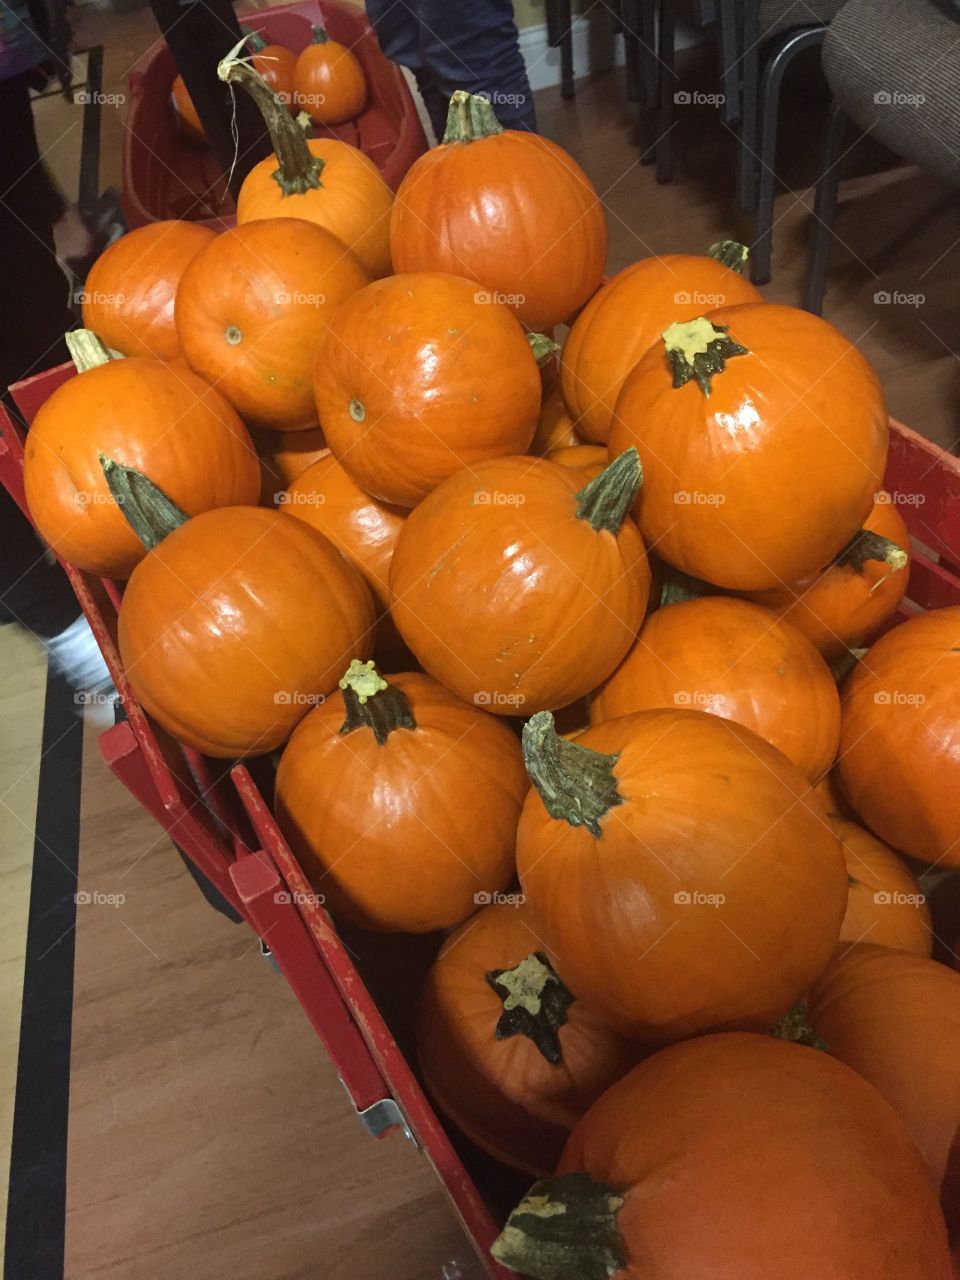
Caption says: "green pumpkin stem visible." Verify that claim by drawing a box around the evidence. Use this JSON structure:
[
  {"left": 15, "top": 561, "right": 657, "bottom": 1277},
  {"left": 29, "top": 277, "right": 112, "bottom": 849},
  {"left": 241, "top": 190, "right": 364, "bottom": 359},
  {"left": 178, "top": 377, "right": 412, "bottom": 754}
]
[
  {"left": 770, "top": 1000, "right": 829, "bottom": 1052},
  {"left": 338, "top": 659, "right": 416, "bottom": 745},
  {"left": 491, "top": 1172, "right": 626, "bottom": 1280},
  {"left": 707, "top": 240, "right": 750, "bottom": 274},
  {"left": 217, "top": 54, "right": 322, "bottom": 196},
  {"left": 99, "top": 455, "right": 188, "bottom": 550},
  {"left": 528, "top": 332, "right": 560, "bottom": 367},
  {"left": 442, "top": 89, "right": 504, "bottom": 143},
  {"left": 662, "top": 316, "right": 749, "bottom": 396},
  {"left": 66, "top": 328, "right": 123, "bottom": 373},
  {"left": 833, "top": 527, "right": 909, "bottom": 577},
  {"left": 486, "top": 952, "right": 574, "bottom": 1066},
  {"left": 575, "top": 447, "right": 642, "bottom": 534},
  {"left": 311, "top": 23, "right": 329, "bottom": 43},
  {"left": 660, "top": 569, "right": 710, "bottom": 607},
  {"left": 522, "top": 712, "right": 623, "bottom": 839}
]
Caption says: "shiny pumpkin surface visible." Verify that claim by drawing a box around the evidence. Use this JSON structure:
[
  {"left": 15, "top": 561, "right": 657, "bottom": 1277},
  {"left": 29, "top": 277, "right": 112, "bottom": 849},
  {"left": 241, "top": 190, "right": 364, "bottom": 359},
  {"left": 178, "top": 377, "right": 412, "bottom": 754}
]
[
  {"left": 293, "top": 33, "right": 366, "bottom": 125},
  {"left": 389, "top": 455, "right": 650, "bottom": 713},
  {"left": 274, "top": 672, "right": 526, "bottom": 931},
  {"left": 561, "top": 252, "right": 762, "bottom": 443},
  {"left": 23, "top": 359, "right": 260, "bottom": 579},
  {"left": 81, "top": 221, "right": 216, "bottom": 361},
  {"left": 834, "top": 818, "right": 932, "bottom": 957},
  {"left": 838, "top": 607, "right": 960, "bottom": 866},
  {"left": 249, "top": 42, "right": 296, "bottom": 106},
  {"left": 609, "top": 303, "right": 889, "bottom": 590},
  {"left": 118, "top": 506, "right": 374, "bottom": 757},
  {"left": 517, "top": 710, "right": 846, "bottom": 1042},
  {"left": 417, "top": 903, "right": 641, "bottom": 1176},
  {"left": 175, "top": 217, "right": 368, "bottom": 431},
  {"left": 591, "top": 596, "right": 841, "bottom": 781},
  {"left": 313, "top": 273, "right": 540, "bottom": 507}
]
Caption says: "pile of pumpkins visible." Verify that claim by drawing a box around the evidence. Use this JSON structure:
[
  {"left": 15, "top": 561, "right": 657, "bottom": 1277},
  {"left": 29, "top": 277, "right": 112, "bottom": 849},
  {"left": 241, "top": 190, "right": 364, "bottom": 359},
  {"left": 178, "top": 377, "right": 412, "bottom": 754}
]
[{"left": 22, "top": 54, "right": 960, "bottom": 1277}]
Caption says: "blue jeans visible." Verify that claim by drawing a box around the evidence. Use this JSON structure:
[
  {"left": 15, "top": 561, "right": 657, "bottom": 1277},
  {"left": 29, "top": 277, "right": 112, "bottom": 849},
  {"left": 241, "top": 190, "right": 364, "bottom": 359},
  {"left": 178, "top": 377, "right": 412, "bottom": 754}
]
[{"left": 366, "top": 0, "right": 536, "bottom": 134}]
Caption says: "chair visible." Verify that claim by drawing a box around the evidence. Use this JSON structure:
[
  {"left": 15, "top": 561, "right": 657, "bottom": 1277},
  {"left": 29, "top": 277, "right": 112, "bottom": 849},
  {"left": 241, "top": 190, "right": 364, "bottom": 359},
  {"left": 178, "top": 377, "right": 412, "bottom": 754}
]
[{"left": 545, "top": 0, "right": 576, "bottom": 100}]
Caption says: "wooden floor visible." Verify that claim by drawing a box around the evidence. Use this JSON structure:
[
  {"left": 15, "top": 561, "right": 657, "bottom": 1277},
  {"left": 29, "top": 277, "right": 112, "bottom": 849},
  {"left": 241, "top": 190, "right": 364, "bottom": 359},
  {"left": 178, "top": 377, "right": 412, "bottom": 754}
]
[{"left": 3, "top": 6, "right": 959, "bottom": 1279}]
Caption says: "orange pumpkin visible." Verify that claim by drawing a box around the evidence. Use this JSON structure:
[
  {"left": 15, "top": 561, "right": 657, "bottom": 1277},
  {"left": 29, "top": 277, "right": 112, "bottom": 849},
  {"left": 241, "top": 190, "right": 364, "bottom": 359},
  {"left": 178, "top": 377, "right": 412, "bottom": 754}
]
[
  {"left": 23, "top": 334, "right": 260, "bottom": 579},
  {"left": 545, "top": 444, "right": 607, "bottom": 479},
  {"left": 493, "top": 1033, "right": 954, "bottom": 1280},
  {"left": 813, "top": 769, "right": 851, "bottom": 818},
  {"left": 254, "top": 426, "right": 329, "bottom": 490},
  {"left": 218, "top": 55, "right": 392, "bottom": 278},
  {"left": 118, "top": 506, "right": 374, "bottom": 757},
  {"left": 531, "top": 385, "right": 581, "bottom": 455},
  {"left": 809, "top": 943, "right": 960, "bottom": 1228},
  {"left": 171, "top": 75, "right": 205, "bottom": 141},
  {"left": 590, "top": 596, "right": 841, "bottom": 781},
  {"left": 516, "top": 710, "right": 846, "bottom": 1043},
  {"left": 561, "top": 242, "right": 763, "bottom": 443},
  {"left": 293, "top": 24, "right": 366, "bottom": 125},
  {"left": 838, "top": 607, "right": 960, "bottom": 866},
  {"left": 833, "top": 818, "right": 932, "bottom": 957},
  {"left": 417, "top": 903, "right": 641, "bottom": 1175},
  {"left": 390, "top": 451, "right": 650, "bottom": 713},
  {"left": 312, "top": 273, "right": 540, "bottom": 507},
  {"left": 175, "top": 217, "right": 368, "bottom": 431},
  {"left": 81, "top": 221, "right": 216, "bottom": 361},
  {"left": 744, "top": 495, "right": 910, "bottom": 660},
  {"left": 274, "top": 661, "right": 526, "bottom": 931},
  {"left": 242, "top": 28, "right": 296, "bottom": 108},
  {"left": 609, "top": 305, "right": 889, "bottom": 590},
  {"left": 390, "top": 91, "right": 606, "bottom": 332}
]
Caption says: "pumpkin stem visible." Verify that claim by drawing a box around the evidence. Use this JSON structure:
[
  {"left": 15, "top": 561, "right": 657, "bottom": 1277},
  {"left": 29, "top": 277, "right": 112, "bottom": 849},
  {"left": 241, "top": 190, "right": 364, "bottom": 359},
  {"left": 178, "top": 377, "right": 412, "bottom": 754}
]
[
  {"left": 662, "top": 316, "right": 749, "bottom": 396},
  {"left": 575, "top": 447, "right": 642, "bottom": 534},
  {"left": 338, "top": 659, "right": 416, "bottom": 745},
  {"left": 310, "top": 23, "right": 329, "bottom": 44},
  {"left": 833, "top": 527, "right": 909, "bottom": 577},
  {"left": 522, "top": 712, "right": 623, "bottom": 839},
  {"left": 486, "top": 952, "right": 574, "bottom": 1066},
  {"left": 442, "top": 89, "right": 505, "bottom": 143},
  {"left": 770, "top": 1001, "right": 829, "bottom": 1052},
  {"left": 660, "top": 569, "right": 710, "bottom": 607},
  {"left": 830, "top": 647, "right": 868, "bottom": 684},
  {"left": 240, "top": 25, "right": 266, "bottom": 52},
  {"left": 66, "top": 328, "right": 123, "bottom": 373},
  {"left": 217, "top": 55, "right": 322, "bottom": 196},
  {"left": 99, "top": 455, "right": 188, "bottom": 550},
  {"left": 491, "top": 1172, "right": 625, "bottom": 1280},
  {"left": 528, "top": 332, "right": 560, "bottom": 367},
  {"left": 707, "top": 240, "right": 750, "bottom": 275}
]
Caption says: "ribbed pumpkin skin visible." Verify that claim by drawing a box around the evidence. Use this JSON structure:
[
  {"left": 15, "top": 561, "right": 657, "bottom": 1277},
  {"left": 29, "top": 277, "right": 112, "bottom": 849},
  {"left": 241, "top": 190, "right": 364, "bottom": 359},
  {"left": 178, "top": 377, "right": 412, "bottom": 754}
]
[
  {"left": 809, "top": 943, "right": 960, "bottom": 1227},
  {"left": 175, "top": 218, "right": 369, "bottom": 431},
  {"left": 118, "top": 507, "right": 374, "bottom": 757},
  {"left": 313, "top": 273, "right": 540, "bottom": 507},
  {"left": 745, "top": 496, "right": 911, "bottom": 660},
  {"left": 556, "top": 1033, "right": 954, "bottom": 1279},
  {"left": 608, "top": 303, "right": 889, "bottom": 590},
  {"left": 389, "top": 456, "right": 650, "bottom": 714},
  {"left": 81, "top": 222, "right": 216, "bottom": 361},
  {"left": 517, "top": 710, "right": 846, "bottom": 1043},
  {"left": 274, "top": 673, "right": 526, "bottom": 931},
  {"left": 834, "top": 819, "right": 932, "bottom": 957},
  {"left": 561, "top": 253, "right": 762, "bottom": 443},
  {"left": 417, "top": 904, "right": 641, "bottom": 1176},
  {"left": 23, "top": 360, "right": 260, "bottom": 579},
  {"left": 293, "top": 37, "right": 366, "bottom": 125},
  {"left": 236, "top": 138, "right": 393, "bottom": 278},
  {"left": 838, "top": 607, "right": 960, "bottom": 866},
  {"left": 390, "top": 133, "right": 606, "bottom": 332},
  {"left": 590, "top": 597, "right": 841, "bottom": 782}
]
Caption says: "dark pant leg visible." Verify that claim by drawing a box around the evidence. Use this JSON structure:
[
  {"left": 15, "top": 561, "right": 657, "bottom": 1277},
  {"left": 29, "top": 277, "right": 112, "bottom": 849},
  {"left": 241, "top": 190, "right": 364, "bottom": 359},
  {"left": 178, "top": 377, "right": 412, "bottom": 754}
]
[{"left": 366, "top": 0, "right": 450, "bottom": 138}]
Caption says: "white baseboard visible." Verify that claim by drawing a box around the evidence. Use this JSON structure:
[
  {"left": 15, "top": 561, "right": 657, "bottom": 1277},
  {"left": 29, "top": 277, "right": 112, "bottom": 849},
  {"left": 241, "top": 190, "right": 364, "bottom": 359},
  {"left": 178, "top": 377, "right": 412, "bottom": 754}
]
[{"left": 519, "top": 15, "right": 706, "bottom": 94}]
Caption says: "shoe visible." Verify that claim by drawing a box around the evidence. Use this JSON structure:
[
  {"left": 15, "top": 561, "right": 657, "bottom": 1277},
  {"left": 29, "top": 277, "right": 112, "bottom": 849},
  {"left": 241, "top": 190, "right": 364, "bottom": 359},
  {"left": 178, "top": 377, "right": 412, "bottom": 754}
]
[{"left": 45, "top": 615, "right": 116, "bottom": 721}]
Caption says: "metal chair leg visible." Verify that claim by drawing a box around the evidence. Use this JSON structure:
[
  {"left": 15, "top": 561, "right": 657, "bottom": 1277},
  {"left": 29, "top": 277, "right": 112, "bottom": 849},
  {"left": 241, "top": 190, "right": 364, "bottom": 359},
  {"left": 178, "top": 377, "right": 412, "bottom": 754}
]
[
  {"left": 718, "top": 0, "right": 740, "bottom": 125},
  {"left": 751, "top": 25, "right": 826, "bottom": 286},
  {"left": 736, "top": 0, "right": 760, "bottom": 212},
  {"left": 637, "top": 0, "right": 657, "bottom": 163},
  {"left": 655, "top": 0, "right": 676, "bottom": 183},
  {"left": 622, "top": 0, "right": 642, "bottom": 104},
  {"left": 804, "top": 102, "right": 850, "bottom": 315}
]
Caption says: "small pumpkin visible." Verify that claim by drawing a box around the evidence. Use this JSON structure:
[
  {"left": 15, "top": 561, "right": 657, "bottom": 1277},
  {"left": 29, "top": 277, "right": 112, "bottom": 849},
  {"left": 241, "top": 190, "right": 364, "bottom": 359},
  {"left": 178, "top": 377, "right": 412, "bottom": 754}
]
[
  {"left": 81, "top": 221, "right": 216, "bottom": 361},
  {"left": 175, "top": 217, "right": 368, "bottom": 431},
  {"left": 531, "top": 385, "right": 580, "bottom": 455},
  {"left": 545, "top": 444, "right": 607, "bottom": 479},
  {"left": 590, "top": 596, "right": 841, "bottom": 782},
  {"left": 171, "top": 74, "right": 205, "bottom": 141},
  {"left": 118, "top": 506, "right": 374, "bottom": 757},
  {"left": 23, "top": 332, "right": 260, "bottom": 578},
  {"left": 561, "top": 241, "right": 763, "bottom": 443},
  {"left": 218, "top": 55, "right": 392, "bottom": 278},
  {"left": 837, "top": 607, "right": 960, "bottom": 866},
  {"left": 242, "top": 28, "right": 296, "bottom": 108},
  {"left": 744, "top": 495, "right": 910, "bottom": 660},
  {"left": 390, "top": 451, "right": 650, "bottom": 713},
  {"left": 833, "top": 819, "right": 932, "bottom": 957},
  {"left": 313, "top": 273, "right": 541, "bottom": 507},
  {"left": 390, "top": 91, "right": 607, "bottom": 332},
  {"left": 516, "top": 710, "right": 846, "bottom": 1042},
  {"left": 274, "top": 661, "right": 527, "bottom": 931},
  {"left": 417, "top": 903, "right": 641, "bottom": 1176},
  {"left": 293, "top": 24, "right": 366, "bottom": 125},
  {"left": 493, "top": 1033, "right": 954, "bottom": 1280},
  {"left": 609, "top": 305, "right": 889, "bottom": 590}
]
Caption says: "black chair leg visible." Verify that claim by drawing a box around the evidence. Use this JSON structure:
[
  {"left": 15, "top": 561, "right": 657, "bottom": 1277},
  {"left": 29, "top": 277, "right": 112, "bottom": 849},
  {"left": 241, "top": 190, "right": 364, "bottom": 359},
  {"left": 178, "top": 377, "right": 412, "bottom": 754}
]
[
  {"left": 638, "top": 0, "right": 657, "bottom": 163},
  {"left": 736, "top": 0, "right": 760, "bottom": 212},
  {"left": 622, "top": 0, "right": 642, "bottom": 103},
  {"left": 751, "top": 26, "right": 826, "bottom": 286},
  {"left": 804, "top": 102, "right": 850, "bottom": 315},
  {"left": 718, "top": 0, "right": 740, "bottom": 125},
  {"left": 655, "top": 1, "right": 676, "bottom": 183},
  {"left": 559, "top": 0, "right": 575, "bottom": 99}
]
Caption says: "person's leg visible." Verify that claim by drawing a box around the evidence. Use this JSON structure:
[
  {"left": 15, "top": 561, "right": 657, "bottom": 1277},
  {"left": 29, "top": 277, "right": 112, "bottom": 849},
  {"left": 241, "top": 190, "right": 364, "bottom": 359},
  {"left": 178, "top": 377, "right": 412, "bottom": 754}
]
[{"left": 366, "top": 0, "right": 449, "bottom": 139}]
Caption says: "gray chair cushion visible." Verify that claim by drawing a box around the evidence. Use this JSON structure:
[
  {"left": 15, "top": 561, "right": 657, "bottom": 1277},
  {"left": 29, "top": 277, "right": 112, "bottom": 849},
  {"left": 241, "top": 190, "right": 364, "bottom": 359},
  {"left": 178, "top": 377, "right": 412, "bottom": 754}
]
[
  {"left": 760, "top": 0, "right": 845, "bottom": 37},
  {"left": 823, "top": 0, "right": 960, "bottom": 185}
]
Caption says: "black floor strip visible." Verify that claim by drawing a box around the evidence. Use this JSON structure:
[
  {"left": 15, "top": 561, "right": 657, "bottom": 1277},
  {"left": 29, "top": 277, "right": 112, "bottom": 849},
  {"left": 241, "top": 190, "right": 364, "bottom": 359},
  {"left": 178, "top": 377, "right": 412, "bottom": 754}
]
[{"left": 5, "top": 671, "right": 83, "bottom": 1280}]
